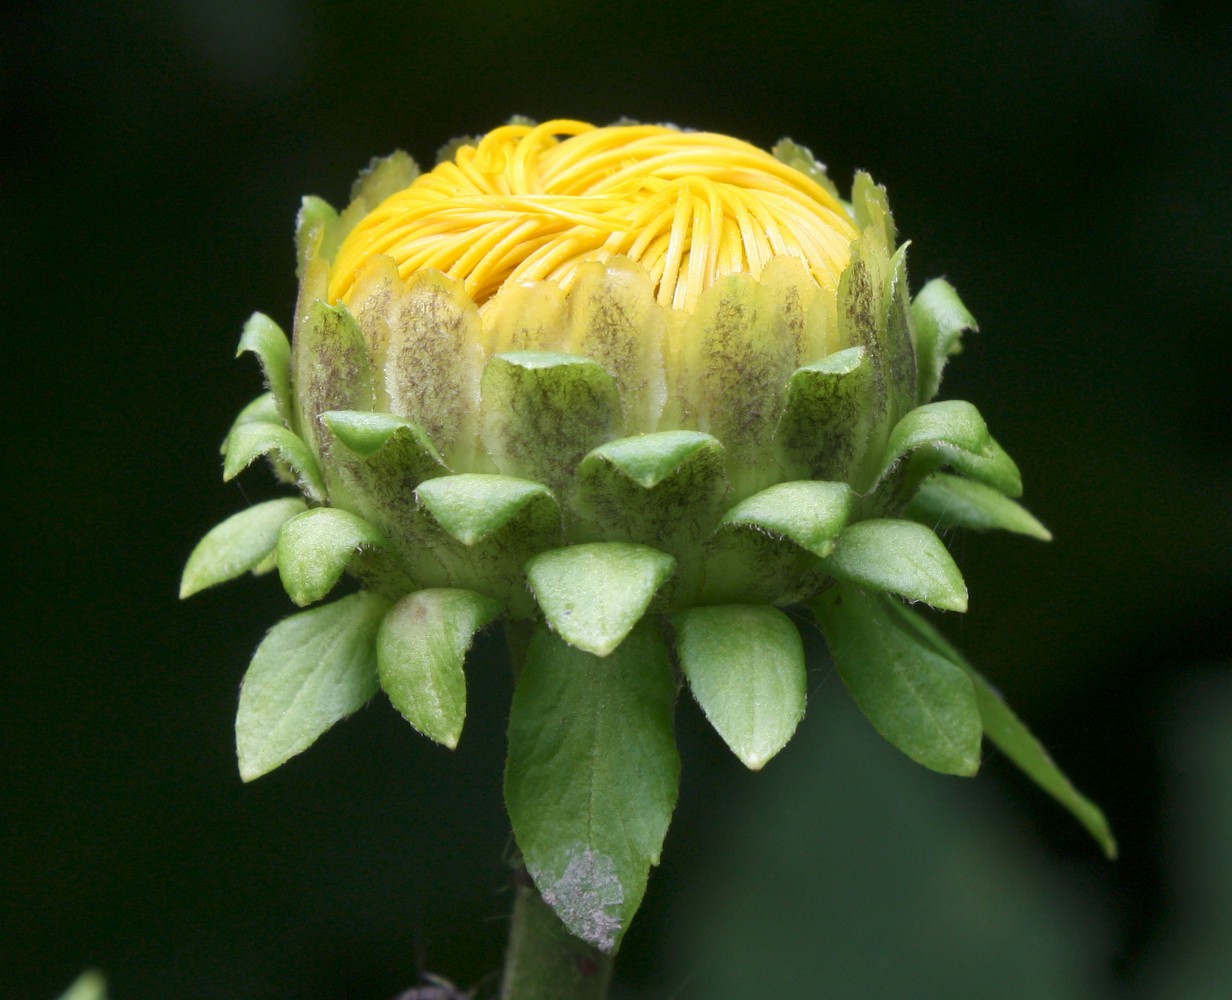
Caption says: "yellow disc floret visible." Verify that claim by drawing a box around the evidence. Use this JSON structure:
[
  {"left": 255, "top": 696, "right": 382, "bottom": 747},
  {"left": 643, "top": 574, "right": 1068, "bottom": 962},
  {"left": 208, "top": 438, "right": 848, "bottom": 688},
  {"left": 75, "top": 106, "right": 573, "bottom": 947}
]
[{"left": 328, "top": 120, "right": 859, "bottom": 313}]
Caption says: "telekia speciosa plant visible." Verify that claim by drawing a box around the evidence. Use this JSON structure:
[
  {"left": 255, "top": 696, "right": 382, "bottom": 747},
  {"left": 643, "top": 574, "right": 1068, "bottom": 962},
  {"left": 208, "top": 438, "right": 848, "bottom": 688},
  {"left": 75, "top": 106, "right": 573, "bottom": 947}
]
[{"left": 183, "top": 119, "right": 1114, "bottom": 957}]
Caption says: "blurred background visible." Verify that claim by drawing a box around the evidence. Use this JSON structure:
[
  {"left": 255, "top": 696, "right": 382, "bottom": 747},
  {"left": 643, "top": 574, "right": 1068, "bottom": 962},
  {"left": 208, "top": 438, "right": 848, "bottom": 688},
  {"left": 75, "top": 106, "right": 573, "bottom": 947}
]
[{"left": 3, "top": 1, "right": 1229, "bottom": 997}]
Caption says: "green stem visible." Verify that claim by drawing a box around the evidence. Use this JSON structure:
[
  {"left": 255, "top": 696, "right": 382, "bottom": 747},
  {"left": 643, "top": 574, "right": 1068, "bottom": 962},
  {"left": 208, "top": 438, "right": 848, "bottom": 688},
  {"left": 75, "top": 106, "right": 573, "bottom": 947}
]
[{"left": 500, "top": 866, "right": 613, "bottom": 1000}]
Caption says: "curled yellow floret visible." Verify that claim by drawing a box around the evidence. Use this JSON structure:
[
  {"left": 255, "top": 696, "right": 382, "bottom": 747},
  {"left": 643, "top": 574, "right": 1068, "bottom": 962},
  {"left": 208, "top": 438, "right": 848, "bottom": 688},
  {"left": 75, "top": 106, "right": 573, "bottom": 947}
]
[{"left": 329, "top": 119, "right": 859, "bottom": 313}]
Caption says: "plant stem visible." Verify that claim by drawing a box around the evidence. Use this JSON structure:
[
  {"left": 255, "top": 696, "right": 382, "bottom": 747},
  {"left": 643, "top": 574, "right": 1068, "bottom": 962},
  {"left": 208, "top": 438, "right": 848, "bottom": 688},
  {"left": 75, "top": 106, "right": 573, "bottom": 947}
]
[{"left": 500, "top": 866, "right": 613, "bottom": 1000}]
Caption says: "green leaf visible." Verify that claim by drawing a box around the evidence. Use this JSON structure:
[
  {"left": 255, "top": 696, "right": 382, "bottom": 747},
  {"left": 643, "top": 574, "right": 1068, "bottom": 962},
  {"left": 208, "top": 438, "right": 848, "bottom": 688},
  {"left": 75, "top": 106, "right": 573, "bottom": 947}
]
[
  {"left": 878, "top": 399, "right": 1023, "bottom": 499},
  {"left": 222, "top": 420, "right": 325, "bottom": 501},
  {"left": 526, "top": 543, "right": 675, "bottom": 656},
  {"left": 481, "top": 351, "right": 621, "bottom": 497},
  {"left": 885, "top": 604, "right": 1116, "bottom": 858},
  {"left": 721, "top": 480, "right": 855, "bottom": 559},
  {"left": 180, "top": 497, "right": 307, "bottom": 598},
  {"left": 505, "top": 623, "right": 679, "bottom": 953},
  {"left": 377, "top": 588, "right": 501, "bottom": 749},
  {"left": 276, "top": 507, "right": 389, "bottom": 606},
  {"left": 236, "top": 312, "right": 293, "bottom": 424},
  {"left": 574, "top": 431, "right": 728, "bottom": 550},
  {"left": 236, "top": 591, "right": 388, "bottom": 781},
  {"left": 813, "top": 585, "right": 982, "bottom": 776},
  {"left": 673, "top": 605, "right": 807, "bottom": 770},
  {"left": 415, "top": 474, "right": 557, "bottom": 547},
  {"left": 776, "top": 347, "right": 878, "bottom": 484},
  {"left": 823, "top": 519, "right": 968, "bottom": 612},
  {"left": 906, "top": 473, "right": 1052, "bottom": 540},
  {"left": 912, "top": 278, "right": 976, "bottom": 404}
]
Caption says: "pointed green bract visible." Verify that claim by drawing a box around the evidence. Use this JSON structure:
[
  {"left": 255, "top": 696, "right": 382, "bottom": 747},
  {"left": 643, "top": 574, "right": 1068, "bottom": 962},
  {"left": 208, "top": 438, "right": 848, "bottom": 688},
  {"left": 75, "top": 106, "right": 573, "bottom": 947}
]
[
  {"left": 276, "top": 507, "right": 389, "bottom": 606},
  {"left": 813, "top": 585, "right": 982, "bottom": 776},
  {"left": 852, "top": 170, "right": 896, "bottom": 248},
  {"left": 823, "top": 518, "right": 968, "bottom": 612},
  {"left": 236, "top": 312, "right": 293, "bottom": 424},
  {"left": 295, "top": 195, "right": 340, "bottom": 277},
  {"left": 885, "top": 602, "right": 1116, "bottom": 857},
  {"left": 505, "top": 624, "right": 679, "bottom": 953},
  {"left": 701, "top": 481, "right": 851, "bottom": 604},
  {"left": 481, "top": 351, "right": 621, "bottom": 496},
  {"left": 574, "top": 431, "right": 728, "bottom": 553},
  {"left": 907, "top": 473, "right": 1052, "bottom": 540},
  {"left": 721, "top": 480, "right": 855, "bottom": 559},
  {"left": 222, "top": 420, "right": 325, "bottom": 501},
  {"left": 776, "top": 347, "right": 876, "bottom": 483},
  {"left": 526, "top": 543, "right": 675, "bottom": 656},
  {"left": 377, "top": 588, "right": 501, "bottom": 749},
  {"left": 912, "top": 278, "right": 976, "bottom": 404},
  {"left": 236, "top": 591, "right": 388, "bottom": 781},
  {"left": 878, "top": 399, "right": 1023, "bottom": 498},
  {"left": 221, "top": 392, "right": 283, "bottom": 455},
  {"left": 673, "top": 605, "right": 807, "bottom": 770},
  {"left": 181, "top": 498, "right": 307, "bottom": 598},
  {"left": 399, "top": 475, "right": 562, "bottom": 617},
  {"left": 321, "top": 410, "right": 449, "bottom": 537},
  {"left": 322, "top": 409, "right": 445, "bottom": 463},
  {"left": 416, "top": 474, "right": 557, "bottom": 547}
]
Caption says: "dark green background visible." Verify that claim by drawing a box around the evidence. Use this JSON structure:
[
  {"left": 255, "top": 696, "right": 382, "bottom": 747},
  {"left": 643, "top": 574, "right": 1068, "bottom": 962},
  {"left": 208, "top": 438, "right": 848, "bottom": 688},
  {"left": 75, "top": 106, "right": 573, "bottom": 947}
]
[{"left": 4, "top": 2, "right": 1230, "bottom": 997}]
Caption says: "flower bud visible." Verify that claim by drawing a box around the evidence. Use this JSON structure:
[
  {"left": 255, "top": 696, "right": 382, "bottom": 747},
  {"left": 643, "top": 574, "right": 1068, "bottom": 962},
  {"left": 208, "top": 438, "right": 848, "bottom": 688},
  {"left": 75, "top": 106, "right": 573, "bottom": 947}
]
[{"left": 183, "top": 119, "right": 1113, "bottom": 953}]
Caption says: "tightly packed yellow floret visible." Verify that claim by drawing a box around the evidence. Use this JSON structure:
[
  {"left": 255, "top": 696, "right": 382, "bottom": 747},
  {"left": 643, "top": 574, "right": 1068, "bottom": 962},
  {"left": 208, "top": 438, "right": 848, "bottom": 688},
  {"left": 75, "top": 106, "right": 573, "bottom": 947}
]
[{"left": 328, "top": 119, "right": 859, "bottom": 313}]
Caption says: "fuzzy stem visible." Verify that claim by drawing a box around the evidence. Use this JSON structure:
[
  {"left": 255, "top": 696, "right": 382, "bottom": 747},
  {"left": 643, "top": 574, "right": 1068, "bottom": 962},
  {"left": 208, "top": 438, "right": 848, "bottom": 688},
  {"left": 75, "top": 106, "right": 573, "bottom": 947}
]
[{"left": 500, "top": 866, "right": 614, "bottom": 1000}]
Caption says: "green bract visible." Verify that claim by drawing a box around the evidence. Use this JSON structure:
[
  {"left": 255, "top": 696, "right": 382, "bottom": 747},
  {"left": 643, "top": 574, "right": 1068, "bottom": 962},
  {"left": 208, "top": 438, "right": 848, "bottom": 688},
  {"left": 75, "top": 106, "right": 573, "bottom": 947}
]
[{"left": 184, "top": 122, "right": 1113, "bottom": 953}]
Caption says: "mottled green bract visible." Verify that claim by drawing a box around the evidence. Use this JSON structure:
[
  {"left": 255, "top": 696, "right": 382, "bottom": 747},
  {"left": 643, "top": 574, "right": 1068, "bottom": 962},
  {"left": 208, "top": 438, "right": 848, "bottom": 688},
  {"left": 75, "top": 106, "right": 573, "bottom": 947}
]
[
  {"left": 505, "top": 624, "right": 679, "bottom": 953},
  {"left": 184, "top": 132, "right": 1113, "bottom": 952}
]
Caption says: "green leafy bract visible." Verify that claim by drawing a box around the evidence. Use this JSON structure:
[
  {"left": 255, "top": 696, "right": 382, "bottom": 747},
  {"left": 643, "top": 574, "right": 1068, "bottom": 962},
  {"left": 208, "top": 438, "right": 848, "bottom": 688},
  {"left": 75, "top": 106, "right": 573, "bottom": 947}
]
[
  {"left": 813, "top": 585, "right": 982, "bottom": 776},
  {"left": 912, "top": 278, "right": 976, "bottom": 404},
  {"left": 181, "top": 498, "right": 307, "bottom": 598},
  {"left": 276, "top": 507, "right": 389, "bottom": 606},
  {"left": 222, "top": 420, "right": 325, "bottom": 501},
  {"left": 885, "top": 601, "right": 1117, "bottom": 858},
  {"left": 906, "top": 473, "right": 1051, "bottom": 540},
  {"left": 377, "top": 588, "right": 501, "bottom": 749},
  {"left": 236, "top": 592, "right": 388, "bottom": 781},
  {"left": 236, "top": 312, "right": 293, "bottom": 424},
  {"left": 526, "top": 542, "right": 675, "bottom": 656},
  {"left": 505, "top": 624, "right": 679, "bottom": 953},
  {"left": 674, "top": 605, "right": 807, "bottom": 769},
  {"left": 822, "top": 519, "right": 968, "bottom": 612}
]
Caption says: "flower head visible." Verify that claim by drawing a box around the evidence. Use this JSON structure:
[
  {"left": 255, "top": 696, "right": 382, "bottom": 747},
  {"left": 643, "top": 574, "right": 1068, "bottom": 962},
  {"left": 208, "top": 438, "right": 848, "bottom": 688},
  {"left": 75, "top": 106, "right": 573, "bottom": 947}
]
[
  {"left": 329, "top": 119, "right": 856, "bottom": 310},
  {"left": 183, "top": 118, "right": 1112, "bottom": 955}
]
